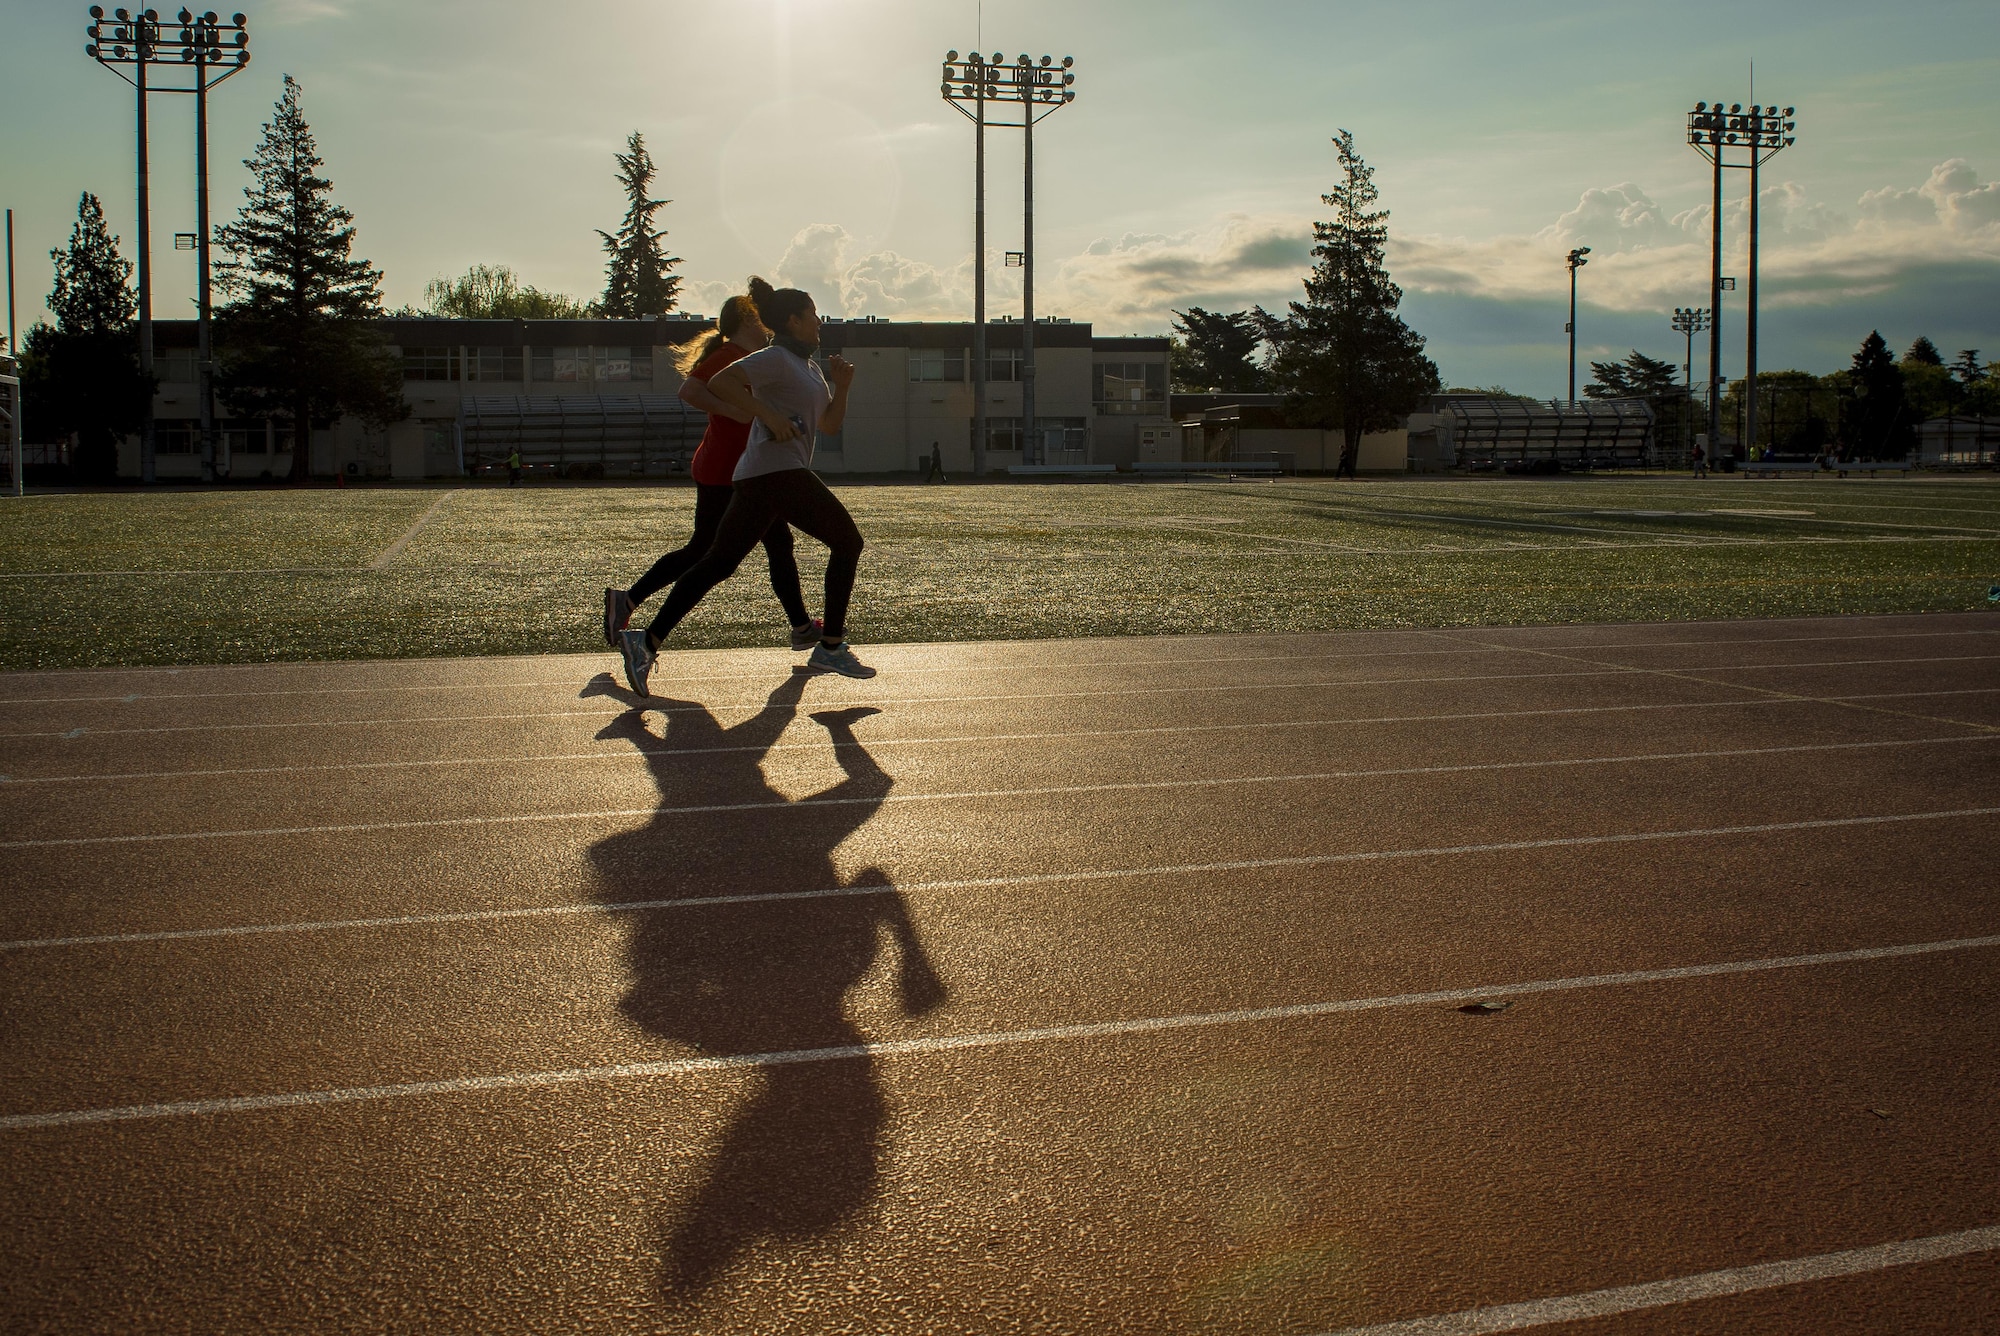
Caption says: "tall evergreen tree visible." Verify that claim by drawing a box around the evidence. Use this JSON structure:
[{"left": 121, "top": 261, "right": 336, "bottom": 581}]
[
  {"left": 1583, "top": 350, "right": 1681, "bottom": 400},
  {"left": 597, "top": 132, "right": 681, "bottom": 317},
  {"left": 19, "top": 192, "right": 151, "bottom": 481},
  {"left": 1266, "top": 130, "right": 1439, "bottom": 476},
  {"left": 214, "top": 75, "right": 404, "bottom": 481},
  {"left": 1902, "top": 335, "right": 1943, "bottom": 366},
  {"left": 1838, "top": 330, "right": 1913, "bottom": 459},
  {"left": 1170, "top": 307, "right": 1267, "bottom": 393}
]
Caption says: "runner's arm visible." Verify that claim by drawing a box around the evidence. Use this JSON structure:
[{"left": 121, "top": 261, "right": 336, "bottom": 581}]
[
  {"left": 708, "top": 364, "right": 798, "bottom": 441},
  {"left": 819, "top": 355, "right": 855, "bottom": 434},
  {"left": 678, "top": 372, "right": 753, "bottom": 423}
]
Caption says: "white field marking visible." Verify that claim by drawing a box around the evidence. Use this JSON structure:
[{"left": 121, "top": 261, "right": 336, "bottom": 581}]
[
  {"left": 5, "top": 932, "right": 1998, "bottom": 1129},
  {"left": 0, "top": 567, "right": 351, "bottom": 579},
  {"left": 4, "top": 738, "right": 1996, "bottom": 852},
  {"left": 1358, "top": 484, "right": 2000, "bottom": 529},
  {"left": 369, "top": 490, "right": 458, "bottom": 570},
  {"left": 1, "top": 626, "right": 1993, "bottom": 709},
  {"left": 5, "top": 654, "right": 1996, "bottom": 742},
  {"left": 1312, "top": 1225, "right": 2000, "bottom": 1336},
  {"left": 9, "top": 692, "right": 1995, "bottom": 787},
  {"left": 7, "top": 805, "right": 1998, "bottom": 952}
]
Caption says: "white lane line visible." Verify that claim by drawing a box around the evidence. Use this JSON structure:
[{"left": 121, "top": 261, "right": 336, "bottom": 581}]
[
  {"left": 8, "top": 805, "right": 1997, "bottom": 951},
  {"left": 5, "top": 932, "right": 1997, "bottom": 1130},
  {"left": 0, "top": 624, "right": 1988, "bottom": 706},
  {"left": 0, "top": 567, "right": 351, "bottom": 579},
  {"left": 1313, "top": 1224, "right": 2000, "bottom": 1335},
  {"left": 369, "top": 490, "right": 458, "bottom": 570},
  {"left": 7, "top": 693, "right": 1994, "bottom": 786},
  {"left": 6, "top": 654, "right": 1995, "bottom": 741},
  {"left": 6, "top": 738, "right": 1995, "bottom": 851}
]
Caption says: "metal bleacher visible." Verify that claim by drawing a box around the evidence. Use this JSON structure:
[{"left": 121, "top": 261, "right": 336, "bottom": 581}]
[
  {"left": 459, "top": 394, "right": 706, "bottom": 477},
  {"left": 1438, "top": 395, "right": 1655, "bottom": 471}
]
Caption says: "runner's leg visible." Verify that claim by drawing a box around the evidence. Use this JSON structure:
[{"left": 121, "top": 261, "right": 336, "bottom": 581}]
[
  {"left": 759, "top": 521, "right": 813, "bottom": 629},
  {"left": 767, "top": 471, "right": 864, "bottom": 641},
  {"left": 643, "top": 476, "right": 786, "bottom": 649},
  {"left": 629, "top": 483, "right": 733, "bottom": 606}
]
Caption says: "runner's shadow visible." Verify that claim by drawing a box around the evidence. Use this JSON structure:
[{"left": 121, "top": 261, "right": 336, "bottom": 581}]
[{"left": 582, "top": 670, "right": 945, "bottom": 1302}]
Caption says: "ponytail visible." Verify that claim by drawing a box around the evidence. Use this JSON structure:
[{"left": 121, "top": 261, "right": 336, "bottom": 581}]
[
  {"left": 671, "top": 292, "right": 761, "bottom": 375},
  {"left": 747, "top": 274, "right": 814, "bottom": 336}
]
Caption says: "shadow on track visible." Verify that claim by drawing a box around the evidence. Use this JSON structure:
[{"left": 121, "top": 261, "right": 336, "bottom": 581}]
[{"left": 581, "top": 669, "right": 945, "bottom": 1303}]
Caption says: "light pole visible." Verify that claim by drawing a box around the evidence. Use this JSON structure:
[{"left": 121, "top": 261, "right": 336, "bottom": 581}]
[
  {"left": 1566, "top": 246, "right": 1590, "bottom": 402},
  {"left": 1687, "top": 99, "right": 1793, "bottom": 465},
  {"left": 87, "top": 6, "right": 250, "bottom": 484},
  {"left": 942, "top": 49, "right": 1075, "bottom": 469},
  {"left": 1673, "top": 306, "right": 1710, "bottom": 467}
]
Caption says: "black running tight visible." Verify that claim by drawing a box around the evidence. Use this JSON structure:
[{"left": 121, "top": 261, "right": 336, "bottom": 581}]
[
  {"left": 629, "top": 482, "right": 810, "bottom": 628},
  {"left": 647, "top": 469, "right": 863, "bottom": 646}
]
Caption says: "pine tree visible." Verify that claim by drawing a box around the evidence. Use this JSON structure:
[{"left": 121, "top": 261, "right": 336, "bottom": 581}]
[
  {"left": 19, "top": 192, "right": 150, "bottom": 481},
  {"left": 1583, "top": 350, "right": 1681, "bottom": 400},
  {"left": 1903, "top": 336, "right": 1943, "bottom": 367},
  {"left": 1267, "top": 130, "right": 1439, "bottom": 476},
  {"left": 214, "top": 75, "right": 404, "bottom": 481},
  {"left": 1170, "top": 307, "right": 1267, "bottom": 393},
  {"left": 1838, "top": 330, "right": 1913, "bottom": 460},
  {"left": 597, "top": 132, "right": 681, "bottom": 317}
]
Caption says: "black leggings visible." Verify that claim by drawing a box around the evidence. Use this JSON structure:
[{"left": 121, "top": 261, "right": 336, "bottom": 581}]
[
  {"left": 647, "top": 469, "right": 863, "bottom": 646},
  {"left": 628, "top": 482, "right": 810, "bottom": 628}
]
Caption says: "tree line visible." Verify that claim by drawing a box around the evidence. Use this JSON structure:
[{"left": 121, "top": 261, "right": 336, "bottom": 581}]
[{"left": 17, "top": 77, "right": 682, "bottom": 482}]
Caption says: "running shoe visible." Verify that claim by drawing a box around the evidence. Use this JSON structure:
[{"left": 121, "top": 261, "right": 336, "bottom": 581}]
[
  {"left": 790, "top": 617, "right": 824, "bottom": 652},
  {"left": 618, "top": 628, "right": 655, "bottom": 696},
  {"left": 603, "top": 587, "right": 635, "bottom": 646},
  {"left": 807, "top": 640, "right": 877, "bottom": 679}
]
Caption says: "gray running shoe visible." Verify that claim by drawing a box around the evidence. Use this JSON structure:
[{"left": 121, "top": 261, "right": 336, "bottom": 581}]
[
  {"left": 603, "top": 587, "right": 635, "bottom": 646},
  {"left": 618, "top": 628, "right": 655, "bottom": 696},
  {"left": 807, "top": 640, "right": 876, "bottom": 679},
  {"left": 790, "top": 617, "right": 824, "bottom": 652}
]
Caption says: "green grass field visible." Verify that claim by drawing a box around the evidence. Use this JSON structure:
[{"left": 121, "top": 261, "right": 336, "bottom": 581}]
[{"left": 3, "top": 475, "right": 1997, "bottom": 670}]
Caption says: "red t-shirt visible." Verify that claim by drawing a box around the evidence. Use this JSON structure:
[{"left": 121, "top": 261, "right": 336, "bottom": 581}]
[{"left": 687, "top": 342, "right": 755, "bottom": 485}]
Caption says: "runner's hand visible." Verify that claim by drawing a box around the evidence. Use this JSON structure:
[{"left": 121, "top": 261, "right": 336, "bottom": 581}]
[
  {"left": 760, "top": 410, "right": 797, "bottom": 442},
  {"left": 826, "top": 355, "right": 855, "bottom": 390}
]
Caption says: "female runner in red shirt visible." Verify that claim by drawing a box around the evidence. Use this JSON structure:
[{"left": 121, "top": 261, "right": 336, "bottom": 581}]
[{"left": 601, "top": 291, "right": 819, "bottom": 649}]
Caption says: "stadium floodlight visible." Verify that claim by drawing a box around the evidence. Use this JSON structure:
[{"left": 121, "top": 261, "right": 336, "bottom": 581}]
[
  {"left": 941, "top": 48, "right": 1079, "bottom": 470},
  {"left": 1566, "top": 247, "right": 1591, "bottom": 403},
  {"left": 86, "top": 5, "right": 250, "bottom": 484},
  {"left": 1686, "top": 97, "right": 1795, "bottom": 462},
  {"left": 1672, "top": 307, "right": 1711, "bottom": 391}
]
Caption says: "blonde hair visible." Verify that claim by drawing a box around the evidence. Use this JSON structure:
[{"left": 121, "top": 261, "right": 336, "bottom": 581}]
[{"left": 672, "top": 292, "right": 762, "bottom": 375}]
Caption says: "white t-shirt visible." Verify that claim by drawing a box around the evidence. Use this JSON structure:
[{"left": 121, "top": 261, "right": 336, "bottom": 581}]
[{"left": 731, "top": 345, "right": 831, "bottom": 481}]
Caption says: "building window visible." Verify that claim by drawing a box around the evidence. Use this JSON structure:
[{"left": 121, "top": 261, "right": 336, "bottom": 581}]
[
  {"left": 467, "top": 347, "right": 524, "bottom": 382},
  {"left": 223, "top": 419, "right": 268, "bottom": 455},
  {"left": 978, "top": 417, "right": 1087, "bottom": 458},
  {"left": 156, "top": 349, "right": 199, "bottom": 384},
  {"left": 1093, "top": 360, "right": 1167, "bottom": 414},
  {"left": 985, "top": 348, "right": 1023, "bottom": 382},
  {"left": 402, "top": 346, "right": 459, "bottom": 381},
  {"left": 909, "top": 349, "right": 966, "bottom": 382},
  {"left": 155, "top": 421, "right": 199, "bottom": 454},
  {"left": 534, "top": 346, "right": 654, "bottom": 384}
]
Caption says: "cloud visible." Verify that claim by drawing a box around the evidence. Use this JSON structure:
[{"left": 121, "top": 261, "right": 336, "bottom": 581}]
[
  {"left": 1055, "top": 216, "right": 1311, "bottom": 325},
  {"left": 1396, "top": 159, "right": 2000, "bottom": 317}
]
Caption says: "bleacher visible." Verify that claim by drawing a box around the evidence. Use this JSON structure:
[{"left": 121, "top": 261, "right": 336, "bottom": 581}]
[{"left": 459, "top": 395, "right": 706, "bottom": 477}]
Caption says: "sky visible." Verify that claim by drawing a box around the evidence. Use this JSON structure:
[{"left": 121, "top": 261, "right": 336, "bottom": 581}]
[{"left": 3, "top": 0, "right": 1997, "bottom": 398}]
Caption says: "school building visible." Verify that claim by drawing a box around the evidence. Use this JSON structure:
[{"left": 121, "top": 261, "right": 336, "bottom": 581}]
[{"left": 135, "top": 316, "right": 1174, "bottom": 480}]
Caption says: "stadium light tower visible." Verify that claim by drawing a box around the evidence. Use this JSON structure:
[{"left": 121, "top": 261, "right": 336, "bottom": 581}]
[
  {"left": 1687, "top": 98, "right": 1794, "bottom": 463},
  {"left": 1672, "top": 306, "right": 1710, "bottom": 392},
  {"left": 942, "top": 50, "right": 1076, "bottom": 470},
  {"left": 1566, "top": 246, "right": 1591, "bottom": 402},
  {"left": 87, "top": 6, "right": 251, "bottom": 484}
]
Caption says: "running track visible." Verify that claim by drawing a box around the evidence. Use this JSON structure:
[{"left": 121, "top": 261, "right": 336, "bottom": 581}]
[{"left": 2, "top": 612, "right": 1997, "bottom": 1333}]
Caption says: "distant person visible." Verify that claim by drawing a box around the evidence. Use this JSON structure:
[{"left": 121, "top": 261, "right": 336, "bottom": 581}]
[
  {"left": 507, "top": 448, "right": 522, "bottom": 486},
  {"left": 619, "top": 277, "right": 872, "bottom": 693},
  {"left": 1691, "top": 442, "right": 1707, "bottom": 479},
  {"left": 925, "top": 441, "right": 946, "bottom": 484},
  {"left": 600, "top": 290, "right": 818, "bottom": 652}
]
